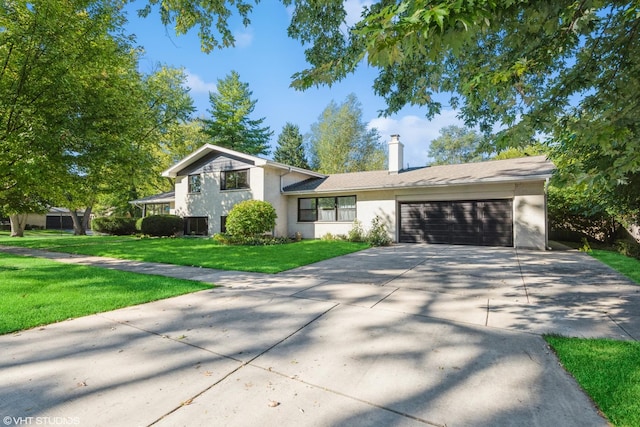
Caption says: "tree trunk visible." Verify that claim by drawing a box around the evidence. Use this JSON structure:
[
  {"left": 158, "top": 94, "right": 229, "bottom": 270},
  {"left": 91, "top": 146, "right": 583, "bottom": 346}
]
[
  {"left": 82, "top": 206, "right": 92, "bottom": 233},
  {"left": 9, "top": 214, "right": 26, "bottom": 237},
  {"left": 69, "top": 209, "right": 86, "bottom": 235}
]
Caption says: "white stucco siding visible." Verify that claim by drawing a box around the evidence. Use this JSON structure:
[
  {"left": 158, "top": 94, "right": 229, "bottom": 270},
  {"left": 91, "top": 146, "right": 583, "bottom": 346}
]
[
  {"left": 286, "top": 180, "right": 548, "bottom": 248},
  {"left": 262, "top": 167, "right": 289, "bottom": 237},
  {"left": 174, "top": 170, "right": 254, "bottom": 235},
  {"left": 286, "top": 191, "right": 397, "bottom": 240},
  {"left": 513, "top": 182, "right": 547, "bottom": 250}
]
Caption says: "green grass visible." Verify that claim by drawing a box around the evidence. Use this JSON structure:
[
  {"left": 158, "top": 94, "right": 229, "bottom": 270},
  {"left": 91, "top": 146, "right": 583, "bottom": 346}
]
[
  {"left": 545, "top": 336, "right": 640, "bottom": 427},
  {"left": 0, "top": 252, "right": 212, "bottom": 335},
  {"left": 590, "top": 249, "right": 640, "bottom": 284},
  {"left": 0, "top": 232, "right": 370, "bottom": 273}
]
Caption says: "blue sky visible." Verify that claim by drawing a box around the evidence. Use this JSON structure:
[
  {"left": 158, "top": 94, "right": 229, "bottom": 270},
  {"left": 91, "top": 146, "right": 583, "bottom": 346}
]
[{"left": 124, "top": 1, "right": 464, "bottom": 167}]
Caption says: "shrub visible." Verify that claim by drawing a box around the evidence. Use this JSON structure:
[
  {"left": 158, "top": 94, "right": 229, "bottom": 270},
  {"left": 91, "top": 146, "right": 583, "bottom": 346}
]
[
  {"left": 616, "top": 240, "right": 640, "bottom": 259},
  {"left": 347, "top": 219, "right": 365, "bottom": 242},
  {"left": 138, "top": 215, "right": 183, "bottom": 237},
  {"left": 366, "top": 216, "right": 392, "bottom": 246},
  {"left": 226, "top": 200, "right": 277, "bottom": 237},
  {"left": 321, "top": 232, "right": 346, "bottom": 241},
  {"left": 212, "top": 232, "right": 290, "bottom": 246},
  {"left": 91, "top": 216, "right": 137, "bottom": 235}
]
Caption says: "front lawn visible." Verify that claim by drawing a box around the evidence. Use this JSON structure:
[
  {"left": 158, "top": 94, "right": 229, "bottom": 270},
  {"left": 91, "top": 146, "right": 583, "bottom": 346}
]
[
  {"left": 0, "top": 252, "right": 212, "bottom": 335},
  {"left": 545, "top": 336, "right": 640, "bottom": 427},
  {"left": 0, "top": 232, "right": 370, "bottom": 273},
  {"left": 590, "top": 249, "right": 640, "bottom": 284}
]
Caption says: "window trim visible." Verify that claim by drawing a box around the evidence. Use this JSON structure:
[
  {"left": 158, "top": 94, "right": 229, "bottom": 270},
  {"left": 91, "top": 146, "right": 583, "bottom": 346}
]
[
  {"left": 221, "top": 169, "right": 250, "bottom": 191},
  {"left": 298, "top": 196, "right": 356, "bottom": 223},
  {"left": 188, "top": 174, "right": 202, "bottom": 194}
]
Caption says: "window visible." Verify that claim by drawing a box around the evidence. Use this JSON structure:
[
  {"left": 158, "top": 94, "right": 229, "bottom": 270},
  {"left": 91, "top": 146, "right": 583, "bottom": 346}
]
[
  {"left": 144, "top": 203, "right": 170, "bottom": 217},
  {"left": 298, "top": 198, "right": 317, "bottom": 222},
  {"left": 221, "top": 169, "right": 249, "bottom": 190},
  {"left": 184, "top": 217, "right": 208, "bottom": 236},
  {"left": 188, "top": 174, "right": 201, "bottom": 193},
  {"left": 220, "top": 216, "right": 227, "bottom": 233},
  {"left": 298, "top": 196, "right": 356, "bottom": 222}
]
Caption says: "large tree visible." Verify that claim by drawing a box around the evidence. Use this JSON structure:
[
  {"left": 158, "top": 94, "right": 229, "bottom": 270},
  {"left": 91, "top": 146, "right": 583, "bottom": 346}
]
[
  {"left": 0, "top": 0, "right": 135, "bottom": 236},
  {"left": 202, "top": 70, "right": 272, "bottom": 155},
  {"left": 308, "top": 94, "right": 386, "bottom": 174},
  {"left": 273, "top": 123, "right": 310, "bottom": 169},
  {"left": 428, "top": 125, "right": 487, "bottom": 165},
  {"left": 141, "top": 0, "right": 640, "bottom": 219}
]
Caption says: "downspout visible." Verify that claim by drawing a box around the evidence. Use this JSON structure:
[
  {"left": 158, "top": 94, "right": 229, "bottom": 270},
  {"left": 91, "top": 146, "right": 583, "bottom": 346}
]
[{"left": 544, "top": 177, "right": 550, "bottom": 250}]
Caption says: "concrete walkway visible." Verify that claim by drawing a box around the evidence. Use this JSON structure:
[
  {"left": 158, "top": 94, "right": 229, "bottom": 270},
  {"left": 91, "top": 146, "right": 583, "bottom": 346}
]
[{"left": 1, "top": 244, "right": 639, "bottom": 426}]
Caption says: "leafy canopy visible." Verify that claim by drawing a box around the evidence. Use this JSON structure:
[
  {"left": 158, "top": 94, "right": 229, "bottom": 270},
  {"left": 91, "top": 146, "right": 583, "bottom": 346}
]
[
  {"left": 308, "top": 94, "right": 386, "bottom": 174},
  {"left": 428, "top": 125, "right": 488, "bottom": 165},
  {"left": 140, "top": 0, "right": 640, "bottom": 219}
]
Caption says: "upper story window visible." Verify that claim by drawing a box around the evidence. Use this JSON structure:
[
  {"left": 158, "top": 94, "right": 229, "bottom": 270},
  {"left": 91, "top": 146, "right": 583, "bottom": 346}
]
[
  {"left": 298, "top": 196, "right": 356, "bottom": 222},
  {"left": 188, "top": 174, "right": 201, "bottom": 193},
  {"left": 221, "top": 169, "right": 249, "bottom": 191}
]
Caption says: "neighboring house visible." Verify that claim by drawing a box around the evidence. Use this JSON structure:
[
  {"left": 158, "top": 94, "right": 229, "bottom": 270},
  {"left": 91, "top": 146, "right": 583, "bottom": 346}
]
[
  {"left": 14, "top": 208, "right": 91, "bottom": 230},
  {"left": 129, "top": 191, "right": 175, "bottom": 217},
  {"left": 133, "top": 136, "right": 555, "bottom": 249}
]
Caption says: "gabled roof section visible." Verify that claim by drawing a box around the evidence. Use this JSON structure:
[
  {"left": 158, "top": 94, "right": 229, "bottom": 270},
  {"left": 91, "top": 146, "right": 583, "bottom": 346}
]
[
  {"left": 283, "top": 155, "right": 555, "bottom": 194},
  {"left": 162, "top": 144, "right": 326, "bottom": 179}
]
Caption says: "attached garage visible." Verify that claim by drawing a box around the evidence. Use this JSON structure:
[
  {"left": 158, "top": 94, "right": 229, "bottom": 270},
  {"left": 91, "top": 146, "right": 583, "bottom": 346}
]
[{"left": 399, "top": 199, "right": 513, "bottom": 246}]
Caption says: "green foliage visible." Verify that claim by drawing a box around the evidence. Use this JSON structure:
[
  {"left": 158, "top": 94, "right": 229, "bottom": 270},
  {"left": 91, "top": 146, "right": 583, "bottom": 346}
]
[
  {"left": 201, "top": 70, "right": 272, "bottom": 155},
  {"left": 142, "top": 2, "right": 640, "bottom": 221},
  {"left": 225, "top": 200, "right": 277, "bottom": 237},
  {"left": 138, "top": 215, "right": 184, "bottom": 237},
  {"left": 366, "top": 216, "right": 392, "bottom": 247},
  {"left": 213, "top": 232, "right": 291, "bottom": 246},
  {"left": 91, "top": 217, "right": 137, "bottom": 236},
  {"left": 615, "top": 241, "right": 640, "bottom": 260},
  {"left": 273, "top": 123, "right": 310, "bottom": 169},
  {"left": 578, "top": 238, "right": 592, "bottom": 253},
  {"left": 347, "top": 219, "right": 365, "bottom": 242},
  {"left": 548, "top": 185, "right": 620, "bottom": 243},
  {"left": 428, "top": 125, "right": 488, "bottom": 165},
  {"left": 308, "top": 94, "right": 386, "bottom": 173}
]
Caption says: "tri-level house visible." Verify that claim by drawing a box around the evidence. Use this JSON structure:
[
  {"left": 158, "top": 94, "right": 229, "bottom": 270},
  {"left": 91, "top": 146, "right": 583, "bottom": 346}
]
[{"left": 132, "top": 135, "right": 555, "bottom": 249}]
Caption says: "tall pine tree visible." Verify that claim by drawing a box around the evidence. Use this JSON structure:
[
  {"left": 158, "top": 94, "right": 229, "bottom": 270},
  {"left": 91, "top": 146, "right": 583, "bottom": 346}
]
[
  {"left": 273, "top": 123, "right": 310, "bottom": 169},
  {"left": 202, "top": 70, "right": 272, "bottom": 155}
]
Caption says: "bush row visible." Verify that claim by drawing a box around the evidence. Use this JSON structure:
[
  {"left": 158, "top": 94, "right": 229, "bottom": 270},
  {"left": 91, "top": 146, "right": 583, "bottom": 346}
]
[{"left": 92, "top": 215, "right": 183, "bottom": 237}]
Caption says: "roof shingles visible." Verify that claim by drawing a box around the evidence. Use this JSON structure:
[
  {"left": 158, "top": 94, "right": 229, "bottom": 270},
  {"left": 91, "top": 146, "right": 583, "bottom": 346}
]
[{"left": 282, "top": 155, "right": 554, "bottom": 194}]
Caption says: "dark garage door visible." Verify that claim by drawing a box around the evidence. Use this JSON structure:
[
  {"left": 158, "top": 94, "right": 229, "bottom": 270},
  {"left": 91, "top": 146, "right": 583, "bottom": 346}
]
[
  {"left": 46, "top": 215, "right": 74, "bottom": 230},
  {"left": 399, "top": 199, "right": 513, "bottom": 246}
]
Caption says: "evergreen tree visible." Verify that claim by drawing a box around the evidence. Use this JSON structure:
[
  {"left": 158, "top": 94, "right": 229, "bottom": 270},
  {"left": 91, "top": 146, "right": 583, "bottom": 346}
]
[
  {"left": 273, "top": 123, "right": 310, "bottom": 169},
  {"left": 202, "top": 70, "right": 272, "bottom": 155}
]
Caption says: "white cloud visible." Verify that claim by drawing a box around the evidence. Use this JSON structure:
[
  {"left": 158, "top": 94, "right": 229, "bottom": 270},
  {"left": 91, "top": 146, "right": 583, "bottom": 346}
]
[
  {"left": 368, "top": 110, "right": 464, "bottom": 167},
  {"left": 344, "top": 0, "right": 373, "bottom": 26},
  {"left": 234, "top": 28, "right": 254, "bottom": 48},
  {"left": 184, "top": 71, "right": 217, "bottom": 95}
]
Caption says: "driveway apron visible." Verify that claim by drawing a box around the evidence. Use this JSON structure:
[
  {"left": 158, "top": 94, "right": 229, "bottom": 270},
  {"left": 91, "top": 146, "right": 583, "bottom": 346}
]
[{"left": 1, "top": 243, "right": 638, "bottom": 426}]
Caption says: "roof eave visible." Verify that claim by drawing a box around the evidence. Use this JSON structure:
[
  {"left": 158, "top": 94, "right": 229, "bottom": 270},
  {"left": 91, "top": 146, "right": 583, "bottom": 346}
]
[{"left": 282, "top": 174, "right": 554, "bottom": 195}]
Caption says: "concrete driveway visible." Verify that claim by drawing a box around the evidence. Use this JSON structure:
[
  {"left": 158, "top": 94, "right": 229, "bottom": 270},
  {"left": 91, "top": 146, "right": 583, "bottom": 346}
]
[{"left": 1, "top": 244, "right": 638, "bottom": 426}]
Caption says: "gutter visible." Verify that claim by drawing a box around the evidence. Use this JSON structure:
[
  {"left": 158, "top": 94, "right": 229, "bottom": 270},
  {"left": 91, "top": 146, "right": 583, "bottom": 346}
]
[{"left": 281, "top": 174, "right": 556, "bottom": 196}]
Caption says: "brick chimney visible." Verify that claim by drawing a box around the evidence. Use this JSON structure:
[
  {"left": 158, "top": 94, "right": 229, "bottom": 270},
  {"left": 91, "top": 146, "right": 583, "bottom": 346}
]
[{"left": 388, "top": 134, "right": 403, "bottom": 173}]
